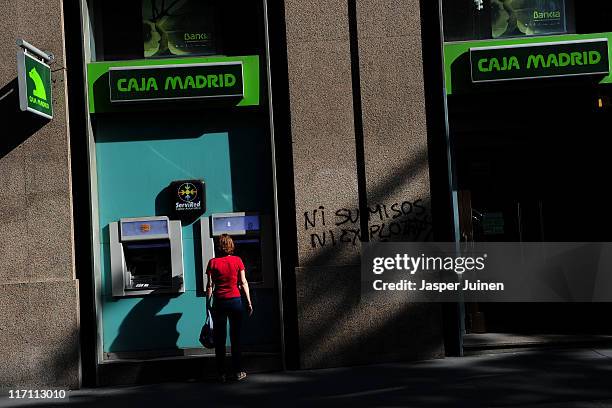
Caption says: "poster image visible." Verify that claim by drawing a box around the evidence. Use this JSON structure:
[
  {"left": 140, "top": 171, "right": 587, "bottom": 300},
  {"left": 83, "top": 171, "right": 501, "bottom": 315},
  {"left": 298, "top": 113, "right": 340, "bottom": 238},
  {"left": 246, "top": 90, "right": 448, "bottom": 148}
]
[
  {"left": 491, "top": 0, "right": 567, "bottom": 39},
  {"left": 142, "top": 0, "right": 217, "bottom": 58}
]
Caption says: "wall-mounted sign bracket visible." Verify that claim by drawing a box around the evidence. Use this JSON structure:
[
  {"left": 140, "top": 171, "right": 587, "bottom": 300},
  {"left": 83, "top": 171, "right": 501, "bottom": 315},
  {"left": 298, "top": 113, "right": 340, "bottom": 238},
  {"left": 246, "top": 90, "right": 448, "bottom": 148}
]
[{"left": 16, "top": 39, "right": 55, "bottom": 63}]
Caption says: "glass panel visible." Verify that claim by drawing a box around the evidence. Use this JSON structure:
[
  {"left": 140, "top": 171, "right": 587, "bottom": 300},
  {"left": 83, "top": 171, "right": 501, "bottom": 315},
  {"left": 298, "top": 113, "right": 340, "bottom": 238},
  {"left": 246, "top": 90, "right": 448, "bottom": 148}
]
[
  {"left": 442, "top": 0, "right": 575, "bottom": 42},
  {"left": 91, "top": 0, "right": 266, "bottom": 61},
  {"left": 142, "top": 0, "right": 218, "bottom": 58},
  {"left": 492, "top": 0, "right": 568, "bottom": 39},
  {"left": 442, "top": 0, "right": 491, "bottom": 42}
]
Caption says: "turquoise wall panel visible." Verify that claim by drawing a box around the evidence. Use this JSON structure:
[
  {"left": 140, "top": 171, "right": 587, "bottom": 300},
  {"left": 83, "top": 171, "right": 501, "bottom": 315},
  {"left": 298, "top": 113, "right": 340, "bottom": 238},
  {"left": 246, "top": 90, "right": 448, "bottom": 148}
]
[
  {"left": 94, "top": 113, "right": 277, "bottom": 353},
  {"left": 102, "top": 291, "right": 207, "bottom": 351},
  {"left": 96, "top": 132, "right": 234, "bottom": 242}
]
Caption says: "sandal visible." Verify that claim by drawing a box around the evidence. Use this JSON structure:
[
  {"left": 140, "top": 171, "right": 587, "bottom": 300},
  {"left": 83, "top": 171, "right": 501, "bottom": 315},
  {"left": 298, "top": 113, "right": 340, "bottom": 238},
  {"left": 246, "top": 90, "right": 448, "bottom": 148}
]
[{"left": 235, "top": 371, "right": 247, "bottom": 381}]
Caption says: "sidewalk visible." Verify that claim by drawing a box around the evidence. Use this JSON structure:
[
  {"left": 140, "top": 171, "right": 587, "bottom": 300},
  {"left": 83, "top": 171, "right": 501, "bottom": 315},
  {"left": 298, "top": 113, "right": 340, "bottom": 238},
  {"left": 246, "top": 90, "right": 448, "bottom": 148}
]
[{"left": 2, "top": 347, "right": 612, "bottom": 407}]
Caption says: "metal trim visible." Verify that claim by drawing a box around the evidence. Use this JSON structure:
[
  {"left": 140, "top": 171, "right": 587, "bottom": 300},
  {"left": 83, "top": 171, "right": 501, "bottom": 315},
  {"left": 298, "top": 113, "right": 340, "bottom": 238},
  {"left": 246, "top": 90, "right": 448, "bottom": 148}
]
[
  {"left": 16, "top": 38, "right": 55, "bottom": 62},
  {"left": 263, "top": 0, "right": 287, "bottom": 370},
  {"left": 469, "top": 37, "right": 609, "bottom": 52},
  {"left": 107, "top": 61, "right": 244, "bottom": 71}
]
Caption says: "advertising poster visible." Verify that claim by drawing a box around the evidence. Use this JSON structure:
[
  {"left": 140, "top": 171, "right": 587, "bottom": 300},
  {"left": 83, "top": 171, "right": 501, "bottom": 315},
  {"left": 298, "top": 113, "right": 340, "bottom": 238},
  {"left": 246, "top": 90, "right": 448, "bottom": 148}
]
[
  {"left": 491, "top": 0, "right": 567, "bottom": 38},
  {"left": 142, "top": 0, "right": 217, "bottom": 58}
]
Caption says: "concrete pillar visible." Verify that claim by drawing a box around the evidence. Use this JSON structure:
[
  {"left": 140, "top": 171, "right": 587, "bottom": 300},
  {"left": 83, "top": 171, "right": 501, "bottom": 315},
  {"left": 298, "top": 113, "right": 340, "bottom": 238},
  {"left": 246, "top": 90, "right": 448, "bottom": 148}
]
[
  {"left": 356, "top": 0, "right": 444, "bottom": 365},
  {"left": 284, "top": 0, "right": 444, "bottom": 368},
  {"left": 0, "top": 0, "right": 79, "bottom": 389}
]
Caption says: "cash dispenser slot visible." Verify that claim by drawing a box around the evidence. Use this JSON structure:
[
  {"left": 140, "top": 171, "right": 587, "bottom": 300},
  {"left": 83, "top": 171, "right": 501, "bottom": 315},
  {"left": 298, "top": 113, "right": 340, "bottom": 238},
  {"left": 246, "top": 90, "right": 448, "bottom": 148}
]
[{"left": 110, "top": 216, "right": 185, "bottom": 297}]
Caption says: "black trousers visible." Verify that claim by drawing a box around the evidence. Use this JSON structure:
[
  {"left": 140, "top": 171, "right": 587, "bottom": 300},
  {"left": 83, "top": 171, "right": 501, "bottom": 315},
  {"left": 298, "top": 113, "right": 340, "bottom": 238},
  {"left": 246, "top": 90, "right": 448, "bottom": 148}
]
[{"left": 212, "top": 296, "right": 243, "bottom": 374}]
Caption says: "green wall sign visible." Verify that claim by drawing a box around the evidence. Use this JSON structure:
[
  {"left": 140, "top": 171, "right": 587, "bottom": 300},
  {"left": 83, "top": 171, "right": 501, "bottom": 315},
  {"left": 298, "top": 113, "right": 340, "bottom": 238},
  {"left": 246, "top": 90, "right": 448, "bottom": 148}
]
[
  {"left": 87, "top": 55, "right": 259, "bottom": 112},
  {"left": 109, "top": 62, "right": 243, "bottom": 103},
  {"left": 17, "top": 51, "right": 53, "bottom": 119},
  {"left": 470, "top": 38, "right": 609, "bottom": 83}
]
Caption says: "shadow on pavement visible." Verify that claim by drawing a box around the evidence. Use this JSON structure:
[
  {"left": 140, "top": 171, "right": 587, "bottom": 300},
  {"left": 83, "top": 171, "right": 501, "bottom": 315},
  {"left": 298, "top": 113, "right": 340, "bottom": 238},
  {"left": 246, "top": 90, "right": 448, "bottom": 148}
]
[{"left": 3, "top": 348, "right": 612, "bottom": 408}]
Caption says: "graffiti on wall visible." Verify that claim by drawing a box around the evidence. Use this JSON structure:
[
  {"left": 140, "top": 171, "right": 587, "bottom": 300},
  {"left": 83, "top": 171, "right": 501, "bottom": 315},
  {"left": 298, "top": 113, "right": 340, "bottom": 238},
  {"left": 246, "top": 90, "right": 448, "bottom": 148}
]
[{"left": 303, "top": 200, "right": 432, "bottom": 249}]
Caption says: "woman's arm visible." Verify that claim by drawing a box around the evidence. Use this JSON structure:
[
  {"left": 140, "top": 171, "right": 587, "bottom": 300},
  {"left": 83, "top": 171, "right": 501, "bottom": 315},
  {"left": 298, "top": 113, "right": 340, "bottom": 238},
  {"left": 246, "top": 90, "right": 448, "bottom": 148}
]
[
  {"left": 205, "top": 259, "right": 214, "bottom": 302},
  {"left": 206, "top": 272, "right": 213, "bottom": 301},
  {"left": 239, "top": 269, "right": 253, "bottom": 316}
]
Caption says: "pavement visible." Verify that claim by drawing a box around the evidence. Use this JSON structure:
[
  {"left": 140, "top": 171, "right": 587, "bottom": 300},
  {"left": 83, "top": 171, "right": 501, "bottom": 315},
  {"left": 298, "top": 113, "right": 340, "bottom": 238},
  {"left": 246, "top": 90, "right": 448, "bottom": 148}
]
[{"left": 2, "top": 347, "right": 612, "bottom": 407}]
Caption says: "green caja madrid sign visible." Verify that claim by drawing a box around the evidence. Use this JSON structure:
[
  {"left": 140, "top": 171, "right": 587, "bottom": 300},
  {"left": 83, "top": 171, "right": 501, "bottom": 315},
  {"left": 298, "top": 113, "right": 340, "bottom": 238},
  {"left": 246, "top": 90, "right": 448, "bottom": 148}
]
[
  {"left": 470, "top": 39, "right": 610, "bottom": 83},
  {"left": 17, "top": 50, "right": 53, "bottom": 119},
  {"left": 109, "top": 61, "right": 243, "bottom": 103}
]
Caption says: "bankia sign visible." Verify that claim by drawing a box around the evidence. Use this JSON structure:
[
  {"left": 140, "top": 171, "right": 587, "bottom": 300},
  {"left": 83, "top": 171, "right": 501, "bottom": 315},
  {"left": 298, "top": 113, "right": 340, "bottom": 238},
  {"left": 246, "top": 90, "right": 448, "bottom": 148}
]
[
  {"left": 108, "top": 61, "right": 243, "bottom": 103},
  {"left": 470, "top": 39, "right": 610, "bottom": 83}
]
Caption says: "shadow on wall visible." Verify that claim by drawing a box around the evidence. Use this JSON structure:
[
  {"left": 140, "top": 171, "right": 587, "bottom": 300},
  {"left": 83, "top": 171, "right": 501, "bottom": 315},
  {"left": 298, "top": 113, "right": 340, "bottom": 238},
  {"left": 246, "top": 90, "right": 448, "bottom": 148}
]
[
  {"left": 154, "top": 185, "right": 205, "bottom": 296},
  {"left": 0, "top": 78, "right": 49, "bottom": 158},
  {"left": 109, "top": 276, "right": 184, "bottom": 354},
  {"left": 295, "top": 145, "right": 444, "bottom": 368},
  {"left": 226, "top": 114, "right": 275, "bottom": 213},
  {"left": 301, "top": 146, "right": 433, "bottom": 265},
  {"left": 0, "top": 297, "right": 80, "bottom": 390},
  {"left": 21, "top": 327, "right": 80, "bottom": 390}
]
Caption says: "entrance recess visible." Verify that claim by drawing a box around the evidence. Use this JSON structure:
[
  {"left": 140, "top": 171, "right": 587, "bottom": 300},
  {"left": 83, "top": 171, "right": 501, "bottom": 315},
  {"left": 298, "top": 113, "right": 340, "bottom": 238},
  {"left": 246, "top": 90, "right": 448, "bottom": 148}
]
[{"left": 451, "top": 82, "right": 612, "bottom": 347}]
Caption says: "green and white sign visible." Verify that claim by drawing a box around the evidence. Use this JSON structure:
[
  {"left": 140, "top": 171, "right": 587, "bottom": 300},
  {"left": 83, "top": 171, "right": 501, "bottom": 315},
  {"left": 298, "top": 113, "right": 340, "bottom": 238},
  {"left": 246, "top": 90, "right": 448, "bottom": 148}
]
[
  {"left": 17, "top": 50, "right": 53, "bottom": 119},
  {"left": 470, "top": 39, "right": 610, "bottom": 83},
  {"left": 108, "top": 61, "right": 243, "bottom": 103}
]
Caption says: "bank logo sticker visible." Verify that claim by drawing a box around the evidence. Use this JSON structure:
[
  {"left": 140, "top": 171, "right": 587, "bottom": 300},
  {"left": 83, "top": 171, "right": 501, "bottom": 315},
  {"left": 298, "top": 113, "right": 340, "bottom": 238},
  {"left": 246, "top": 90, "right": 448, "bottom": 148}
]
[
  {"left": 171, "top": 179, "right": 205, "bottom": 215},
  {"left": 178, "top": 183, "right": 197, "bottom": 202}
]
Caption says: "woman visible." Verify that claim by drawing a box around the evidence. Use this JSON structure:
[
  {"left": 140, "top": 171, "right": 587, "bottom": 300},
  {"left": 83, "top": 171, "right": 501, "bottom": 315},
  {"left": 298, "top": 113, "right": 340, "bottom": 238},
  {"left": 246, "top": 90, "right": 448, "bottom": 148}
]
[{"left": 206, "top": 234, "right": 253, "bottom": 382}]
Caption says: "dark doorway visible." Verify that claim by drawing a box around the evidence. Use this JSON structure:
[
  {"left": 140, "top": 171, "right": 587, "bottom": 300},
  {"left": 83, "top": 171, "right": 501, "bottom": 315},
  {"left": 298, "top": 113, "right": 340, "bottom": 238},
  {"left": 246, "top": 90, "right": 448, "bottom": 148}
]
[{"left": 451, "top": 80, "right": 612, "bottom": 338}]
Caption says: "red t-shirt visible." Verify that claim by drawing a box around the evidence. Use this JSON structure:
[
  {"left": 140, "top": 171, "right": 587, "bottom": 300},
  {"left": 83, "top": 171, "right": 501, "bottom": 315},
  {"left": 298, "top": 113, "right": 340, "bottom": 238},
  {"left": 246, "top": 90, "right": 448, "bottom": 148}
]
[{"left": 206, "top": 255, "right": 245, "bottom": 299}]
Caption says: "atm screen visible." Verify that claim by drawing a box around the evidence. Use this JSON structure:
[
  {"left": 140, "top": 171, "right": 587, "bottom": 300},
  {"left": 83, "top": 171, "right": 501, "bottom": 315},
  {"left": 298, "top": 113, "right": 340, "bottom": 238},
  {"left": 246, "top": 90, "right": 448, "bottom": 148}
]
[
  {"left": 233, "top": 238, "right": 263, "bottom": 283},
  {"left": 121, "top": 219, "right": 169, "bottom": 238},
  {"left": 212, "top": 215, "right": 260, "bottom": 235},
  {"left": 123, "top": 241, "right": 172, "bottom": 289}
]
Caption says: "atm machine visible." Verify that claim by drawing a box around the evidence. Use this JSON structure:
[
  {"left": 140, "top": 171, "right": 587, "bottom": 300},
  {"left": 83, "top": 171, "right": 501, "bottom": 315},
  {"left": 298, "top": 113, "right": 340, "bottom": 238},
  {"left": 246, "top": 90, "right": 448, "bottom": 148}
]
[
  {"left": 200, "top": 212, "right": 278, "bottom": 349},
  {"left": 110, "top": 216, "right": 185, "bottom": 297},
  {"left": 200, "top": 212, "right": 274, "bottom": 287}
]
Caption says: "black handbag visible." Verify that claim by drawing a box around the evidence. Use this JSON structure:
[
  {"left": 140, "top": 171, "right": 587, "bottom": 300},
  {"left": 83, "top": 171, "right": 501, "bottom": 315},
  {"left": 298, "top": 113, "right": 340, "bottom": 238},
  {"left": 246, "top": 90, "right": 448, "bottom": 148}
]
[{"left": 200, "top": 307, "right": 215, "bottom": 348}]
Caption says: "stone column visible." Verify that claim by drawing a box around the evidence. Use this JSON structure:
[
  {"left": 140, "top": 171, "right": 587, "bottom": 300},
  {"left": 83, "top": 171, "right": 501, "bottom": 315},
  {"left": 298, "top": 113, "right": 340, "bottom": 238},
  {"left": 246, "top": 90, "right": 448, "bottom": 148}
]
[
  {"left": 0, "top": 0, "right": 79, "bottom": 389},
  {"left": 284, "top": 0, "right": 444, "bottom": 368}
]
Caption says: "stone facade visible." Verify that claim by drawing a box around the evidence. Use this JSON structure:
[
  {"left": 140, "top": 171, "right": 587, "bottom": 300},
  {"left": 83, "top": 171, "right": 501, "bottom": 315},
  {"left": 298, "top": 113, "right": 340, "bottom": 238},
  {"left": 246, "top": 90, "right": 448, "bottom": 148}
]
[
  {"left": 284, "top": 0, "right": 444, "bottom": 368},
  {"left": 0, "top": 0, "right": 443, "bottom": 387},
  {"left": 0, "top": 0, "right": 79, "bottom": 389}
]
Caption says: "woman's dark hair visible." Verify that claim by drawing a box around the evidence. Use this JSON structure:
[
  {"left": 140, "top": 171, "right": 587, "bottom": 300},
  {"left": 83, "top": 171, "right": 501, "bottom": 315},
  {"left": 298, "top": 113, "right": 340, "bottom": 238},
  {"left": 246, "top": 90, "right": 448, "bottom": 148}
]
[{"left": 218, "top": 234, "right": 235, "bottom": 255}]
